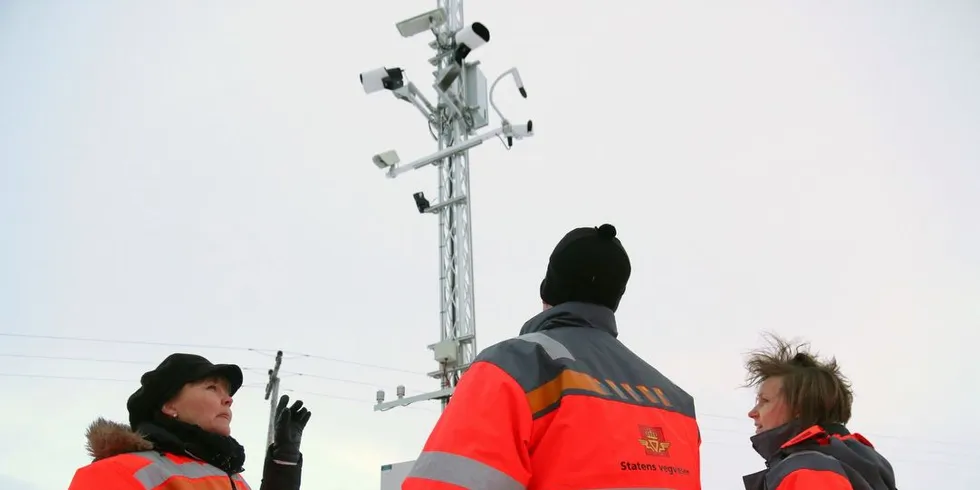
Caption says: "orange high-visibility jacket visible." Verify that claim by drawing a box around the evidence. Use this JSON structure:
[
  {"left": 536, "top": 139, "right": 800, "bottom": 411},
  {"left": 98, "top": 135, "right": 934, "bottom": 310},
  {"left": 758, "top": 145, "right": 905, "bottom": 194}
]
[
  {"left": 68, "top": 419, "right": 253, "bottom": 490},
  {"left": 743, "top": 423, "right": 897, "bottom": 490},
  {"left": 403, "top": 302, "right": 702, "bottom": 489},
  {"left": 69, "top": 451, "right": 251, "bottom": 490}
]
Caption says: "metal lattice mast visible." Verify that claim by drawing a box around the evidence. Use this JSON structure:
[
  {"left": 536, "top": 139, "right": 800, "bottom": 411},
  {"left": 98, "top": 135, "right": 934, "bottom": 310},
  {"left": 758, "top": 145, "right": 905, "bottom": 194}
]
[
  {"left": 364, "top": 0, "right": 534, "bottom": 414},
  {"left": 433, "top": 0, "right": 476, "bottom": 410}
]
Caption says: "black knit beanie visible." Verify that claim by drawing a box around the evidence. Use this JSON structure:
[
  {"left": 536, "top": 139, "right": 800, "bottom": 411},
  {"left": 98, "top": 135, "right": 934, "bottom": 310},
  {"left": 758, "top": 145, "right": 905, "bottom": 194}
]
[{"left": 539, "top": 223, "right": 631, "bottom": 312}]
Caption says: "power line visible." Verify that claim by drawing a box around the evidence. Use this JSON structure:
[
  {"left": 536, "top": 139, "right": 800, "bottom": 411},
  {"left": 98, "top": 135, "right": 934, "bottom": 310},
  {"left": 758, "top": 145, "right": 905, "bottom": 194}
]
[
  {"left": 4, "top": 370, "right": 974, "bottom": 465},
  {"left": 282, "top": 352, "right": 427, "bottom": 376},
  {"left": 0, "top": 352, "right": 418, "bottom": 393},
  {"left": 280, "top": 370, "right": 426, "bottom": 393},
  {"left": 0, "top": 332, "right": 428, "bottom": 375},
  {"left": 3, "top": 347, "right": 974, "bottom": 453},
  {"left": 0, "top": 332, "right": 269, "bottom": 353},
  {"left": 0, "top": 373, "right": 137, "bottom": 383},
  {"left": 0, "top": 353, "right": 151, "bottom": 365},
  {"left": 696, "top": 412, "right": 979, "bottom": 450},
  {"left": 283, "top": 388, "right": 435, "bottom": 412},
  {"left": 0, "top": 353, "right": 264, "bottom": 372},
  {"left": 0, "top": 372, "right": 267, "bottom": 386}
]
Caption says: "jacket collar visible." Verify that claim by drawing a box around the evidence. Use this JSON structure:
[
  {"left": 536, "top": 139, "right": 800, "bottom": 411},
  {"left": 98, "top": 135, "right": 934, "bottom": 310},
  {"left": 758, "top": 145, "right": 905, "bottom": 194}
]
[
  {"left": 742, "top": 420, "right": 803, "bottom": 490},
  {"left": 749, "top": 419, "right": 804, "bottom": 462},
  {"left": 750, "top": 420, "right": 852, "bottom": 461},
  {"left": 519, "top": 301, "right": 618, "bottom": 337},
  {"left": 742, "top": 470, "right": 766, "bottom": 490},
  {"left": 744, "top": 420, "right": 853, "bottom": 489}
]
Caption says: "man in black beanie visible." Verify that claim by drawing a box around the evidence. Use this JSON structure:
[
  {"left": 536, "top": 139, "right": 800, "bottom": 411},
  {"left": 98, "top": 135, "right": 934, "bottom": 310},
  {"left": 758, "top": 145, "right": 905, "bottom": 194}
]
[
  {"left": 403, "top": 224, "right": 703, "bottom": 490},
  {"left": 539, "top": 223, "right": 631, "bottom": 312}
]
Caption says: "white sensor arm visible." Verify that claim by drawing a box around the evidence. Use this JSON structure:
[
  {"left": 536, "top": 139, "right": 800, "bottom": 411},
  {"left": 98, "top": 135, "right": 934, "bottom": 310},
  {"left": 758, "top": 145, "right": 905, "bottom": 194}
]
[
  {"left": 387, "top": 123, "right": 509, "bottom": 178},
  {"left": 489, "top": 68, "right": 527, "bottom": 124},
  {"left": 408, "top": 82, "right": 437, "bottom": 114},
  {"left": 393, "top": 82, "right": 438, "bottom": 121}
]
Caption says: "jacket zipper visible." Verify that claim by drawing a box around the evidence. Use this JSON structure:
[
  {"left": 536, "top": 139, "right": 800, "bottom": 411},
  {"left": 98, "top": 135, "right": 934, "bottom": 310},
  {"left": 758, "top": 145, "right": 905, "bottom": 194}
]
[{"left": 227, "top": 474, "right": 236, "bottom": 489}]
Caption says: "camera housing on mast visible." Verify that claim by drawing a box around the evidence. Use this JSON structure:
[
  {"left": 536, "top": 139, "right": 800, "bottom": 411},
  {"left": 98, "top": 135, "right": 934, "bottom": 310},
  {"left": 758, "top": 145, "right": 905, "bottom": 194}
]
[
  {"left": 453, "top": 22, "right": 489, "bottom": 63},
  {"left": 360, "top": 67, "right": 405, "bottom": 94},
  {"left": 395, "top": 7, "right": 446, "bottom": 38},
  {"left": 372, "top": 150, "right": 400, "bottom": 169},
  {"left": 412, "top": 192, "right": 431, "bottom": 213},
  {"left": 432, "top": 22, "right": 490, "bottom": 95}
]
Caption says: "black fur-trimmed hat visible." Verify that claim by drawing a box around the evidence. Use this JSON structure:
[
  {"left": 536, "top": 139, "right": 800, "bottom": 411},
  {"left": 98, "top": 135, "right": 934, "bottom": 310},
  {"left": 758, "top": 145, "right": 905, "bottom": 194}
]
[{"left": 126, "top": 353, "right": 242, "bottom": 430}]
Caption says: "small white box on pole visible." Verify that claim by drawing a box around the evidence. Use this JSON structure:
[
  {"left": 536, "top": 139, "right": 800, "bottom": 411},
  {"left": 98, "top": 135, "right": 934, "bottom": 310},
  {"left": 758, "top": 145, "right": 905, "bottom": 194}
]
[{"left": 380, "top": 460, "right": 415, "bottom": 490}]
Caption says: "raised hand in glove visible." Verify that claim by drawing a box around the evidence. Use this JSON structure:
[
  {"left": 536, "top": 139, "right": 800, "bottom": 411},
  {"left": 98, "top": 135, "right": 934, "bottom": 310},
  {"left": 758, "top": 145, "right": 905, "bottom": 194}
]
[{"left": 270, "top": 394, "right": 311, "bottom": 464}]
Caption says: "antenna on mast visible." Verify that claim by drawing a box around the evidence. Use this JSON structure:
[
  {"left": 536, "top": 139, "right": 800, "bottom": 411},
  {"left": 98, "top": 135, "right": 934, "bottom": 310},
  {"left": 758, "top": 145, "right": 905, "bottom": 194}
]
[{"left": 361, "top": 0, "right": 534, "bottom": 413}]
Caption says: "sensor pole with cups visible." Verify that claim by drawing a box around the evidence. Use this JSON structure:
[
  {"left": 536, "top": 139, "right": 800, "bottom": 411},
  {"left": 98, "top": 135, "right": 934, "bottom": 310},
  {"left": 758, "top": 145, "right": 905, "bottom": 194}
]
[{"left": 360, "top": 0, "right": 534, "bottom": 415}]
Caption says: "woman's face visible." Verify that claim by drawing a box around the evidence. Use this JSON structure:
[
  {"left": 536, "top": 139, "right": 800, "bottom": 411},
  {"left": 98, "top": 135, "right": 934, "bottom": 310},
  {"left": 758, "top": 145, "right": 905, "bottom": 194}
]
[
  {"left": 162, "top": 376, "right": 234, "bottom": 436},
  {"left": 748, "top": 376, "right": 792, "bottom": 434}
]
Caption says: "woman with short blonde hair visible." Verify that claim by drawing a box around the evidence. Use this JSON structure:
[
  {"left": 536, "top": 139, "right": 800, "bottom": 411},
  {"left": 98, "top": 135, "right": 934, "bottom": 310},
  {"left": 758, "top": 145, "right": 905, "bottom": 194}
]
[{"left": 742, "top": 334, "right": 896, "bottom": 490}]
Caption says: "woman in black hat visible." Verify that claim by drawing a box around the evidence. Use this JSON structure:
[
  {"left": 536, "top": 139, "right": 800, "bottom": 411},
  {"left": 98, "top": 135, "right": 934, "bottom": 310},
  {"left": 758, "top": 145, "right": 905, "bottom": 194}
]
[{"left": 67, "top": 353, "right": 311, "bottom": 490}]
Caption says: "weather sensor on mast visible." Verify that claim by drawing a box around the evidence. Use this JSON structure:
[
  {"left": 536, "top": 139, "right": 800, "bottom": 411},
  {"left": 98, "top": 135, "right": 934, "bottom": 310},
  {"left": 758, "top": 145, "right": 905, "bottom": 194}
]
[{"left": 360, "top": 0, "right": 534, "bottom": 413}]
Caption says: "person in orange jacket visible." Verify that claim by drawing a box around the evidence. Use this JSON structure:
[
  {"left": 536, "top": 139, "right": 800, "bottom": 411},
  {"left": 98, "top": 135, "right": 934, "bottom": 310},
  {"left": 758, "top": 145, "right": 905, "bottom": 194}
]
[
  {"left": 67, "top": 353, "right": 311, "bottom": 490},
  {"left": 742, "top": 334, "right": 897, "bottom": 489},
  {"left": 403, "top": 223, "right": 702, "bottom": 489}
]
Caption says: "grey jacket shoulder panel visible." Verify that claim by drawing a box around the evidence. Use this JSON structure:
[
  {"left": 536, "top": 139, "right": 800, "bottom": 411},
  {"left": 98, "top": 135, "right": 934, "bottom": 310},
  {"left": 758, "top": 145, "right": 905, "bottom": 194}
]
[{"left": 477, "top": 305, "right": 695, "bottom": 420}]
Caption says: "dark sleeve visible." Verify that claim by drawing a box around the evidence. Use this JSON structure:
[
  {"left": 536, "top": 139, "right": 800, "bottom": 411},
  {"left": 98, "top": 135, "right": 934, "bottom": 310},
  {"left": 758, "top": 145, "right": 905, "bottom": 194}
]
[{"left": 258, "top": 445, "right": 303, "bottom": 490}]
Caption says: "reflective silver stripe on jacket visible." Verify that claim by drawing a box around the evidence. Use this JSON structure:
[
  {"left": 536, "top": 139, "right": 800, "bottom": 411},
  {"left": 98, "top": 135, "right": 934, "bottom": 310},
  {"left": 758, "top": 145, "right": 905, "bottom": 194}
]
[
  {"left": 233, "top": 473, "right": 252, "bottom": 489},
  {"left": 516, "top": 332, "right": 574, "bottom": 360},
  {"left": 407, "top": 451, "right": 524, "bottom": 490},
  {"left": 405, "top": 451, "right": 676, "bottom": 490},
  {"left": 129, "top": 451, "right": 250, "bottom": 489}
]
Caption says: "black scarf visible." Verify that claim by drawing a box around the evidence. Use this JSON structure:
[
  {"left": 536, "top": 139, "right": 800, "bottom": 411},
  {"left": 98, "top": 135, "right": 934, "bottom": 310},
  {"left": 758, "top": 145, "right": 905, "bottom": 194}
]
[{"left": 137, "top": 413, "right": 247, "bottom": 474}]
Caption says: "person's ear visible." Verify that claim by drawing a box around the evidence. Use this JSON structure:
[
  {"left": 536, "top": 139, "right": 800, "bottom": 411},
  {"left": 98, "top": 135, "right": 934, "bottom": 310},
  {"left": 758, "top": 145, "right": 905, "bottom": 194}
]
[{"left": 161, "top": 401, "right": 178, "bottom": 418}]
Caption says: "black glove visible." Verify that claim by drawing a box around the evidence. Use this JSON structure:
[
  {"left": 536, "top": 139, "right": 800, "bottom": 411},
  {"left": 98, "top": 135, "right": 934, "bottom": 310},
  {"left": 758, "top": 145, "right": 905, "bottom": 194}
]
[{"left": 270, "top": 394, "right": 311, "bottom": 463}]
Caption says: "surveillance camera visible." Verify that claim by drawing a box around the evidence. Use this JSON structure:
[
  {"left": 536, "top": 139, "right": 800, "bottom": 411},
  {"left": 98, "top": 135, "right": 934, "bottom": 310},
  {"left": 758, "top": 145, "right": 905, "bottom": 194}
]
[
  {"left": 396, "top": 7, "right": 446, "bottom": 37},
  {"left": 453, "top": 22, "right": 489, "bottom": 63},
  {"left": 505, "top": 120, "right": 533, "bottom": 148},
  {"left": 372, "top": 150, "right": 400, "bottom": 169},
  {"left": 360, "top": 67, "right": 405, "bottom": 94},
  {"left": 376, "top": 390, "right": 385, "bottom": 404},
  {"left": 435, "top": 64, "right": 462, "bottom": 93},
  {"left": 512, "top": 119, "right": 533, "bottom": 138},
  {"left": 396, "top": 385, "right": 406, "bottom": 398},
  {"left": 412, "top": 192, "right": 430, "bottom": 213}
]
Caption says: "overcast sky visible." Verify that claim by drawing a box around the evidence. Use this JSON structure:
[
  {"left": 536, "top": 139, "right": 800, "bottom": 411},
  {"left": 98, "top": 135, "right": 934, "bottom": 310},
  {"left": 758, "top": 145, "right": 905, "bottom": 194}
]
[{"left": 2, "top": 1, "right": 978, "bottom": 489}]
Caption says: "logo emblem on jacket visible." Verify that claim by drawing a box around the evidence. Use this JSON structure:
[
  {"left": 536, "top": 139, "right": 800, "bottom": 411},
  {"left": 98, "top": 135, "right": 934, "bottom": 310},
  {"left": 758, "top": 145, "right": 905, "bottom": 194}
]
[{"left": 638, "top": 426, "right": 671, "bottom": 456}]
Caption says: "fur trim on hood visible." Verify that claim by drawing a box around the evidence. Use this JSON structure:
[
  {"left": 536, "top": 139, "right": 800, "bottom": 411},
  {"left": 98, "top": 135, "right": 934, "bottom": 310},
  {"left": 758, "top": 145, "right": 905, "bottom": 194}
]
[{"left": 85, "top": 417, "right": 153, "bottom": 461}]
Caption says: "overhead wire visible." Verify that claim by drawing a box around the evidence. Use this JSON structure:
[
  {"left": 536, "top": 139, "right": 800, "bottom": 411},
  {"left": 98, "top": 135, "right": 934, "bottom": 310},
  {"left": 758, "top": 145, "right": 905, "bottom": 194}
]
[
  {"left": 2, "top": 369, "right": 974, "bottom": 466},
  {"left": 0, "top": 332, "right": 428, "bottom": 376},
  {"left": 0, "top": 352, "right": 969, "bottom": 449},
  {"left": 0, "top": 353, "right": 265, "bottom": 371},
  {"left": 0, "top": 332, "right": 270, "bottom": 353},
  {"left": 2, "top": 334, "right": 976, "bottom": 459},
  {"left": 0, "top": 353, "right": 414, "bottom": 392},
  {"left": 0, "top": 352, "right": 422, "bottom": 394}
]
